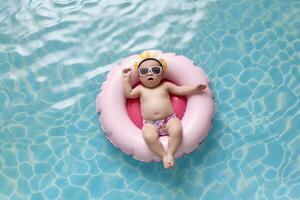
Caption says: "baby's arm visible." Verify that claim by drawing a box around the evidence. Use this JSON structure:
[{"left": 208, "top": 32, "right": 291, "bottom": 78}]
[
  {"left": 122, "top": 68, "right": 140, "bottom": 98},
  {"left": 165, "top": 82, "right": 206, "bottom": 96}
]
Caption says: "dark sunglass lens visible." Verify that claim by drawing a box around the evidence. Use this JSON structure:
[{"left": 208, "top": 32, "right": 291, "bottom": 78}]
[
  {"left": 139, "top": 68, "right": 149, "bottom": 75},
  {"left": 151, "top": 67, "right": 161, "bottom": 75}
]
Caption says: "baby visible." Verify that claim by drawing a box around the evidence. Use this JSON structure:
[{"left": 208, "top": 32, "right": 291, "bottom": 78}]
[{"left": 122, "top": 54, "right": 206, "bottom": 169}]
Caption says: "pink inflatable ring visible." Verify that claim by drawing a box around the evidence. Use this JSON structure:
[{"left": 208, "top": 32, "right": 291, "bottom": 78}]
[{"left": 96, "top": 51, "right": 215, "bottom": 162}]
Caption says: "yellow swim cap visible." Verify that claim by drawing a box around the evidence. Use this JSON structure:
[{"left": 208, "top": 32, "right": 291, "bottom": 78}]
[{"left": 134, "top": 50, "right": 168, "bottom": 71}]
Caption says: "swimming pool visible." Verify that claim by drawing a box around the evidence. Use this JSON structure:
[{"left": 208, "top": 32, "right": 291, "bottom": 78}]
[{"left": 0, "top": 0, "right": 299, "bottom": 199}]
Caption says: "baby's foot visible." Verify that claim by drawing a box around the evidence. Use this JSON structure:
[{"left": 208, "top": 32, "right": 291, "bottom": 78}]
[
  {"left": 166, "top": 154, "right": 175, "bottom": 168},
  {"left": 162, "top": 154, "right": 175, "bottom": 169},
  {"left": 162, "top": 155, "right": 171, "bottom": 169}
]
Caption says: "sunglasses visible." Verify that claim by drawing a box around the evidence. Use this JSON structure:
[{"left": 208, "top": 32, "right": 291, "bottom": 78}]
[{"left": 138, "top": 66, "right": 162, "bottom": 76}]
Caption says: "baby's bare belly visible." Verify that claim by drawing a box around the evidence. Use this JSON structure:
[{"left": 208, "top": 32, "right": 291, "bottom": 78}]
[{"left": 141, "top": 98, "right": 174, "bottom": 120}]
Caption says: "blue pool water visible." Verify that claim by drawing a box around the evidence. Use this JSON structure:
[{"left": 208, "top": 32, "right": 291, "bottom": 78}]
[{"left": 1, "top": 0, "right": 299, "bottom": 199}]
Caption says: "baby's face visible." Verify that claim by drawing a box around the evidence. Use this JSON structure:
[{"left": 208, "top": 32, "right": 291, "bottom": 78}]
[{"left": 138, "top": 59, "right": 164, "bottom": 88}]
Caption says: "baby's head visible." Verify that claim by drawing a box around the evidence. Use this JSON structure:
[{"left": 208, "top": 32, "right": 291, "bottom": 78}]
[{"left": 134, "top": 51, "right": 167, "bottom": 88}]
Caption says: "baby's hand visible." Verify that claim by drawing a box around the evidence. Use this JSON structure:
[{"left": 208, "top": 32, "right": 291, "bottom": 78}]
[
  {"left": 196, "top": 84, "right": 207, "bottom": 91},
  {"left": 122, "top": 68, "right": 131, "bottom": 79}
]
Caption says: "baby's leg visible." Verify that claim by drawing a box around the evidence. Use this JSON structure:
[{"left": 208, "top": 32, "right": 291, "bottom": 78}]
[
  {"left": 142, "top": 123, "right": 165, "bottom": 160},
  {"left": 165, "top": 117, "right": 183, "bottom": 167}
]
